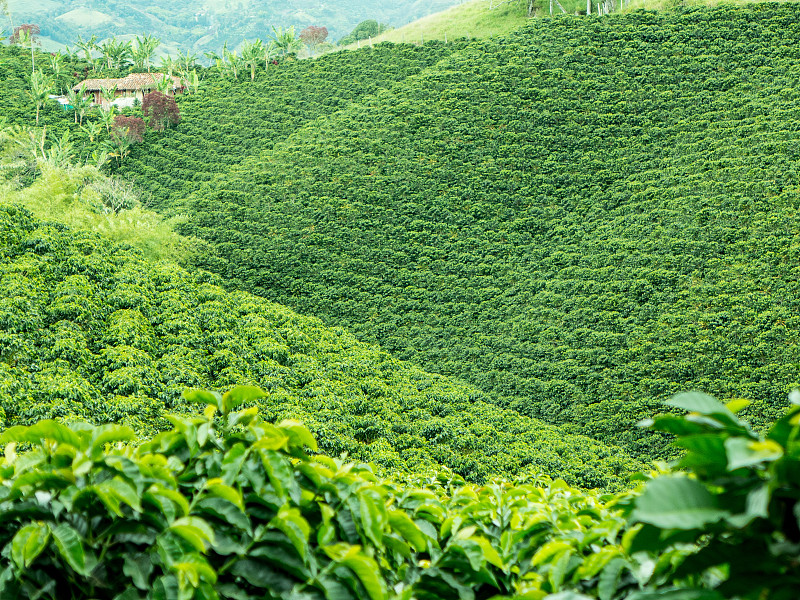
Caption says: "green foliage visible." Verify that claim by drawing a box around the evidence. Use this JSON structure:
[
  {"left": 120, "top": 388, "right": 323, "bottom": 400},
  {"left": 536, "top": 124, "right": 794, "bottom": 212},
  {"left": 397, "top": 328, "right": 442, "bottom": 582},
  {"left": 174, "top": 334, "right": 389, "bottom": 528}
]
[
  {"left": 0, "top": 201, "right": 643, "bottom": 488},
  {"left": 1, "top": 386, "right": 797, "bottom": 598},
  {"left": 115, "top": 5, "right": 800, "bottom": 460},
  {"left": 625, "top": 391, "right": 800, "bottom": 598},
  {"left": 0, "top": 387, "right": 643, "bottom": 599},
  {"left": 338, "top": 20, "right": 393, "bottom": 45},
  {"left": 114, "top": 40, "right": 466, "bottom": 210},
  {"left": 6, "top": 0, "right": 464, "bottom": 52}
]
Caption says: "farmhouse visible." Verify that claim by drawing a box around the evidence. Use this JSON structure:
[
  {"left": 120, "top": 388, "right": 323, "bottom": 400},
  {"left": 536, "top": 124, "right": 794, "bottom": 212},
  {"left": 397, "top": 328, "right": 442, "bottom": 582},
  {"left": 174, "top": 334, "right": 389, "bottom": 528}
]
[{"left": 72, "top": 73, "right": 185, "bottom": 107}]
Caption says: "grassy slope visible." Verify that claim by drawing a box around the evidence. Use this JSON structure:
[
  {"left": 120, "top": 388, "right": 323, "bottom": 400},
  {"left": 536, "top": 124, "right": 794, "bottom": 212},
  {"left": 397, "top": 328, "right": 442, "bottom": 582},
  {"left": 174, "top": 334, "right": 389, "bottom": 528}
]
[
  {"left": 338, "top": 0, "right": 532, "bottom": 47},
  {"left": 132, "top": 5, "right": 800, "bottom": 461},
  {"left": 336, "top": 0, "right": 799, "bottom": 48}
]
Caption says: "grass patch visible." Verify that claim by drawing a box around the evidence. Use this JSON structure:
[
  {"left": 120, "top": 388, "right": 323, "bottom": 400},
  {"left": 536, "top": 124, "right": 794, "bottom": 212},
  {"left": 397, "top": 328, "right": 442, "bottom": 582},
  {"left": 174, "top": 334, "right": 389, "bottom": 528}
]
[{"left": 3, "top": 165, "right": 201, "bottom": 262}]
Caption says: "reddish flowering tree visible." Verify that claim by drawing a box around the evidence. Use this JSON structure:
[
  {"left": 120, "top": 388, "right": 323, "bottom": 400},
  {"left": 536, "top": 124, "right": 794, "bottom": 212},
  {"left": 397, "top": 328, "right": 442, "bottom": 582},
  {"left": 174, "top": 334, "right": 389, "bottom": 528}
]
[
  {"left": 10, "top": 24, "right": 41, "bottom": 45},
  {"left": 299, "top": 26, "right": 328, "bottom": 51},
  {"left": 142, "top": 91, "right": 181, "bottom": 131},
  {"left": 110, "top": 115, "right": 145, "bottom": 163},
  {"left": 112, "top": 115, "right": 145, "bottom": 143}
]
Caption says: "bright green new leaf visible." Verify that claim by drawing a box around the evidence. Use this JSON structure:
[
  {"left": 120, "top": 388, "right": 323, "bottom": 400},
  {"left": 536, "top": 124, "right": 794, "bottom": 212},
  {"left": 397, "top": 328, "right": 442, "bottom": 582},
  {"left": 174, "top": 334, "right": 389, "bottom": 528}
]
[
  {"left": 725, "top": 438, "right": 783, "bottom": 471},
  {"left": 204, "top": 478, "right": 245, "bottom": 511},
  {"left": 340, "top": 552, "right": 386, "bottom": 600},
  {"left": 277, "top": 419, "right": 318, "bottom": 452},
  {"left": 388, "top": 509, "right": 427, "bottom": 552},
  {"left": 169, "top": 517, "right": 216, "bottom": 553},
  {"left": 183, "top": 389, "right": 222, "bottom": 409},
  {"left": 270, "top": 505, "right": 311, "bottom": 562},
  {"left": 667, "top": 392, "right": 742, "bottom": 427},
  {"left": 222, "top": 385, "right": 266, "bottom": 413}
]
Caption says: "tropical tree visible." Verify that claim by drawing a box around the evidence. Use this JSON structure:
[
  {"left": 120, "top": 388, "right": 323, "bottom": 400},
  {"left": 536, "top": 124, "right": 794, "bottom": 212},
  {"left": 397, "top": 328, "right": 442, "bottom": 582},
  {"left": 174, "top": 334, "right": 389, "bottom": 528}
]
[
  {"left": 80, "top": 120, "right": 102, "bottom": 143},
  {"left": 155, "top": 74, "right": 173, "bottom": 94},
  {"left": 240, "top": 39, "right": 263, "bottom": 81},
  {"left": 11, "top": 24, "right": 40, "bottom": 72},
  {"left": 143, "top": 91, "right": 181, "bottom": 131},
  {"left": 174, "top": 49, "right": 198, "bottom": 74},
  {"left": 100, "top": 84, "right": 118, "bottom": 107},
  {"left": 221, "top": 42, "right": 241, "bottom": 80},
  {"left": 158, "top": 54, "right": 175, "bottom": 76},
  {"left": 70, "top": 84, "right": 92, "bottom": 125},
  {"left": 99, "top": 37, "right": 133, "bottom": 70},
  {"left": 133, "top": 33, "right": 160, "bottom": 71},
  {"left": 28, "top": 69, "right": 53, "bottom": 125},
  {"left": 43, "top": 128, "right": 75, "bottom": 167},
  {"left": 47, "top": 51, "right": 65, "bottom": 94},
  {"left": 110, "top": 115, "right": 145, "bottom": 164},
  {"left": 98, "top": 103, "right": 117, "bottom": 134},
  {"left": 187, "top": 69, "right": 200, "bottom": 94},
  {"left": 74, "top": 34, "right": 99, "bottom": 70},
  {"left": 299, "top": 25, "right": 328, "bottom": 56},
  {"left": 270, "top": 25, "right": 303, "bottom": 57}
]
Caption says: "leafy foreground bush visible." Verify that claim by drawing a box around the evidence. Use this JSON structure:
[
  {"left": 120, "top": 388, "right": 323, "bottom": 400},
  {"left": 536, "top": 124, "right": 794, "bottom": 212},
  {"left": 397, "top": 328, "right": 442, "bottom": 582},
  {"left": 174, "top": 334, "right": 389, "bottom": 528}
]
[{"left": 0, "top": 386, "right": 798, "bottom": 599}]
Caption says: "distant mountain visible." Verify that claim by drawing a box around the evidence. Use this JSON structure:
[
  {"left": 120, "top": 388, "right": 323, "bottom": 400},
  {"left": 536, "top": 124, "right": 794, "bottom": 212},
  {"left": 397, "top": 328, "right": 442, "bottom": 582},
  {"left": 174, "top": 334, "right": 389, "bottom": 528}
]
[{"left": 4, "top": 0, "right": 464, "bottom": 53}]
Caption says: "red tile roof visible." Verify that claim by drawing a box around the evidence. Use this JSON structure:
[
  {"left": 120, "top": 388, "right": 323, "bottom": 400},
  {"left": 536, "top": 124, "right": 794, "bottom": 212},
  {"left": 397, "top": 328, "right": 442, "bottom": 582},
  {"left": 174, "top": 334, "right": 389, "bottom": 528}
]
[{"left": 73, "top": 73, "right": 184, "bottom": 92}]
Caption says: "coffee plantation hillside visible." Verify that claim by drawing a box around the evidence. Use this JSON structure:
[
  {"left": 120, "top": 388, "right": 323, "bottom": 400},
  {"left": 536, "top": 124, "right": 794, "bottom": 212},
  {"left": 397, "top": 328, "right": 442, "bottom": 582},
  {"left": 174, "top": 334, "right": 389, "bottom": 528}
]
[
  {"left": 113, "top": 40, "right": 469, "bottom": 209},
  {"left": 0, "top": 199, "right": 644, "bottom": 489},
  {"left": 115, "top": 5, "right": 800, "bottom": 458}
]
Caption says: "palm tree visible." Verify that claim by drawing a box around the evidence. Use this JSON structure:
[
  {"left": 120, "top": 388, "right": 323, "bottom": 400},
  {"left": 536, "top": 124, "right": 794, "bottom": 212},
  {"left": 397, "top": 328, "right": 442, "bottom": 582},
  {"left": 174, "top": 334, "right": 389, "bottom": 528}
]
[
  {"left": 99, "top": 37, "right": 132, "bottom": 71},
  {"left": 74, "top": 34, "right": 99, "bottom": 71},
  {"left": 240, "top": 39, "right": 263, "bottom": 81},
  {"left": 133, "top": 34, "right": 160, "bottom": 72},
  {"left": 269, "top": 26, "right": 302, "bottom": 57},
  {"left": 29, "top": 69, "right": 53, "bottom": 125},
  {"left": 98, "top": 103, "right": 117, "bottom": 134},
  {"left": 48, "top": 51, "right": 65, "bottom": 94}
]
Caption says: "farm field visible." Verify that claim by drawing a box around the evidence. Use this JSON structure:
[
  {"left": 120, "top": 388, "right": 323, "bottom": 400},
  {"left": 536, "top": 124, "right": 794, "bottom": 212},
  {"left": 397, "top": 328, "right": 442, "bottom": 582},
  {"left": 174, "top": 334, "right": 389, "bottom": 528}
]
[
  {"left": 1, "top": 3, "right": 800, "bottom": 598},
  {"left": 113, "top": 5, "right": 800, "bottom": 460}
]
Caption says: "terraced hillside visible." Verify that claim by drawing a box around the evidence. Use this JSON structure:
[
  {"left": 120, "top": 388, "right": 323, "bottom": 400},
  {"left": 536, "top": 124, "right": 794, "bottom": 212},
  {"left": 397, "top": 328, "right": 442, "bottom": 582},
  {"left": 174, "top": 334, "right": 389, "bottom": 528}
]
[
  {"left": 0, "top": 201, "right": 643, "bottom": 489},
  {"left": 116, "top": 41, "right": 467, "bottom": 209},
  {"left": 119, "top": 5, "right": 800, "bottom": 458}
]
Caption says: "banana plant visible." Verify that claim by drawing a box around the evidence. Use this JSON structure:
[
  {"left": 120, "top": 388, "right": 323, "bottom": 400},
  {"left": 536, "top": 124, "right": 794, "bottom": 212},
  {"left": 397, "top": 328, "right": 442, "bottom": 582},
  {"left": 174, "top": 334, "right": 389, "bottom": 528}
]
[
  {"left": 28, "top": 69, "right": 53, "bottom": 125},
  {"left": 133, "top": 33, "right": 160, "bottom": 72}
]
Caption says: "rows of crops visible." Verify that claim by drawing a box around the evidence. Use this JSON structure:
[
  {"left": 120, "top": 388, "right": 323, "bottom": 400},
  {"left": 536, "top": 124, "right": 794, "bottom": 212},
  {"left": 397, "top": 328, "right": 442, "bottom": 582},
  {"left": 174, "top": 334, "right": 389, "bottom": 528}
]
[
  {"left": 113, "top": 5, "right": 800, "bottom": 459},
  {"left": 115, "top": 41, "right": 468, "bottom": 210},
  {"left": 0, "top": 201, "right": 644, "bottom": 488}
]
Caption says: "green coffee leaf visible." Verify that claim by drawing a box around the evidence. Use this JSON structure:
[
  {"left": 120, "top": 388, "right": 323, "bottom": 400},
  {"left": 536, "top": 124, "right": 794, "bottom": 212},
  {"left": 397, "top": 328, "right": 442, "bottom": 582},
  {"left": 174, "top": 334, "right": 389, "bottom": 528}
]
[
  {"left": 631, "top": 476, "right": 729, "bottom": 530},
  {"left": 169, "top": 517, "right": 215, "bottom": 553},
  {"left": 388, "top": 509, "right": 427, "bottom": 552},
  {"left": 277, "top": 419, "right": 318, "bottom": 452},
  {"left": 11, "top": 522, "right": 50, "bottom": 568},
  {"left": 222, "top": 385, "right": 266, "bottom": 413},
  {"left": 725, "top": 438, "right": 783, "bottom": 471},
  {"left": 183, "top": 389, "right": 222, "bottom": 409},
  {"left": 51, "top": 523, "right": 89, "bottom": 575}
]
